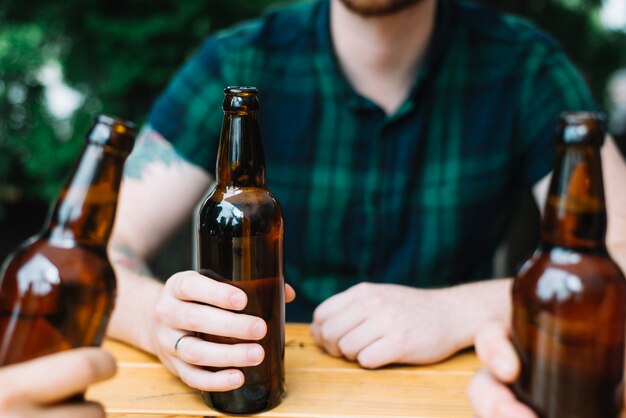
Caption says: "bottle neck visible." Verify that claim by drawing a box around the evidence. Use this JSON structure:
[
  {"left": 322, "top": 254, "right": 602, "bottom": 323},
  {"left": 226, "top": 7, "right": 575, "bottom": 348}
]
[
  {"left": 216, "top": 111, "right": 266, "bottom": 189},
  {"left": 45, "top": 142, "right": 127, "bottom": 248},
  {"left": 540, "top": 143, "right": 607, "bottom": 251}
]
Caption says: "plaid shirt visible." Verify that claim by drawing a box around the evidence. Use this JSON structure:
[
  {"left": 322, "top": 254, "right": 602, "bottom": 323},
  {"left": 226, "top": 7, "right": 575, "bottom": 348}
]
[{"left": 149, "top": 0, "right": 596, "bottom": 320}]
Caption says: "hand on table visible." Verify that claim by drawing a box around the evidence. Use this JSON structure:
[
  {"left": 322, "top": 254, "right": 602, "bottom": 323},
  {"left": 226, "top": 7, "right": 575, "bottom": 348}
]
[
  {"left": 310, "top": 282, "right": 471, "bottom": 368},
  {"left": 467, "top": 322, "right": 536, "bottom": 418},
  {"left": 149, "top": 271, "right": 295, "bottom": 392},
  {"left": 0, "top": 348, "right": 116, "bottom": 418}
]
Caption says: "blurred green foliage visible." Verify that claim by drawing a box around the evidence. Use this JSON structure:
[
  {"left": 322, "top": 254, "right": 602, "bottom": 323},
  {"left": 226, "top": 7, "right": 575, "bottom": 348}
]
[{"left": 0, "top": 0, "right": 624, "bottom": 216}]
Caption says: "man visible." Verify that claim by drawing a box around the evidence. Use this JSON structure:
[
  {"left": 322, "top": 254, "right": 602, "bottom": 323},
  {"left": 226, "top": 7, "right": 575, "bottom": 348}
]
[
  {"left": 0, "top": 348, "right": 116, "bottom": 418},
  {"left": 105, "top": 0, "right": 626, "bottom": 393}
]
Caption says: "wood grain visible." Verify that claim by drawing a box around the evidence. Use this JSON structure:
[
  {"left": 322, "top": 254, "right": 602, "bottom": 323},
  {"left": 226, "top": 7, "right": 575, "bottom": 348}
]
[{"left": 89, "top": 324, "right": 480, "bottom": 418}]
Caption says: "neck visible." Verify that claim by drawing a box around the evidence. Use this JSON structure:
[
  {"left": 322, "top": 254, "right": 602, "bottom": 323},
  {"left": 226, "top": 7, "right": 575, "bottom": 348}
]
[
  {"left": 216, "top": 112, "right": 267, "bottom": 188},
  {"left": 45, "top": 144, "right": 124, "bottom": 248},
  {"left": 330, "top": 0, "right": 437, "bottom": 114}
]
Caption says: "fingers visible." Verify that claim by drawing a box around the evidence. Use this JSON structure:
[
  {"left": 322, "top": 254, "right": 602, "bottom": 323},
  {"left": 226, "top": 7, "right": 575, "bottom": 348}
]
[
  {"left": 285, "top": 283, "right": 296, "bottom": 303},
  {"left": 312, "top": 287, "right": 357, "bottom": 324},
  {"left": 1, "top": 348, "right": 116, "bottom": 405},
  {"left": 336, "top": 321, "right": 386, "bottom": 361},
  {"left": 156, "top": 298, "right": 266, "bottom": 340},
  {"left": 468, "top": 369, "right": 536, "bottom": 418},
  {"left": 168, "top": 271, "right": 247, "bottom": 311},
  {"left": 166, "top": 332, "right": 264, "bottom": 368},
  {"left": 170, "top": 357, "right": 245, "bottom": 392},
  {"left": 311, "top": 305, "right": 368, "bottom": 357},
  {"left": 475, "top": 322, "right": 520, "bottom": 382},
  {"left": 33, "top": 402, "right": 106, "bottom": 418}
]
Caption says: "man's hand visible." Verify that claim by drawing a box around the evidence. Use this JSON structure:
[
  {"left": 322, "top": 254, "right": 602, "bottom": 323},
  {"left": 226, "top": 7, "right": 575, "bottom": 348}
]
[
  {"left": 0, "top": 348, "right": 116, "bottom": 418},
  {"left": 149, "top": 271, "right": 295, "bottom": 392},
  {"left": 468, "top": 322, "right": 536, "bottom": 418},
  {"left": 310, "top": 282, "right": 484, "bottom": 368}
]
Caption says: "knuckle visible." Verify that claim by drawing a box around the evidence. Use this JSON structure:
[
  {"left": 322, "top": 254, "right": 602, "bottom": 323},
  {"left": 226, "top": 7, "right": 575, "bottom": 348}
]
[
  {"left": 185, "top": 308, "right": 203, "bottom": 331},
  {"left": 0, "top": 388, "right": 15, "bottom": 410},
  {"left": 178, "top": 372, "right": 197, "bottom": 389},
  {"left": 176, "top": 276, "right": 194, "bottom": 300},
  {"left": 337, "top": 336, "right": 351, "bottom": 353},
  {"left": 74, "top": 353, "right": 100, "bottom": 383},
  {"left": 356, "top": 352, "right": 377, "bottom": 369},
  {"left": 355, "top": 282, "right": 370, "bottom": 293},
  {"left": 181, "top": 344, "right": 202, "bottom": 365},
  {"left": 86, "top": 404, "right": 107, "bottom": 418},
  {"left": 319, "top": 323, "right": 335, "bottom": 342},
  {"left": 153, "top": 301, "right": 168, "bottom": 324}
]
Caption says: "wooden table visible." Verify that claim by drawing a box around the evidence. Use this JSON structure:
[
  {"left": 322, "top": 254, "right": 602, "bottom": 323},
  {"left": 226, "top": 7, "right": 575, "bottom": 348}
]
[{"left": 88, "top": 324, "right": 480, "bottom": 418}]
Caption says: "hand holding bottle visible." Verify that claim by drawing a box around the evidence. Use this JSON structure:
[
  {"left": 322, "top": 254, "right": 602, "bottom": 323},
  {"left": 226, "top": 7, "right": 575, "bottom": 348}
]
[{"left": 148, "top": 271, "right": 295, "bottom": 393}]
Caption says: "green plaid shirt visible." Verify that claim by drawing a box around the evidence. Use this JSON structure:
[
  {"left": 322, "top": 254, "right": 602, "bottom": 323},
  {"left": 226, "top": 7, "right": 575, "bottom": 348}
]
[{"left": 149, "top": 0, "right": 596, "bottom": 320}]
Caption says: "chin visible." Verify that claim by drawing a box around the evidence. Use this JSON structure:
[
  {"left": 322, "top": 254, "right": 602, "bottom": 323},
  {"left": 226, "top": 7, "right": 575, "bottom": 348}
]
[{"left": 338, "top": 0, "right": 427, "bottom": 17}]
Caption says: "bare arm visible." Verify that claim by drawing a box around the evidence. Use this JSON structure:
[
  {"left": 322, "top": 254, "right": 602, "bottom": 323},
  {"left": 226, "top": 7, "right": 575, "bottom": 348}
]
[
  {"left": 107, "top": 127, "right": 211, "bottom": 352},
  {"left": 602, "top": 136, "right": 626, "bottom": 272}
]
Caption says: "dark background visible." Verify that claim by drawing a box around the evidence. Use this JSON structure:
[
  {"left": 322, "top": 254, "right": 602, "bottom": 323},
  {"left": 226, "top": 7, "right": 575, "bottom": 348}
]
[{"left": 1, "top": 0, "right": 625, "bottom": 272}]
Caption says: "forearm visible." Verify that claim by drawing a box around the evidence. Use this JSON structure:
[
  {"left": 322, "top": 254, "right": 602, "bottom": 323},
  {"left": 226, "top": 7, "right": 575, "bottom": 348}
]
[
  {"left": 107, "top": 243, "right": 163, "bottom": 354},
  {"left": 447, "top": 278, "right": 513, "bottom": 351}
]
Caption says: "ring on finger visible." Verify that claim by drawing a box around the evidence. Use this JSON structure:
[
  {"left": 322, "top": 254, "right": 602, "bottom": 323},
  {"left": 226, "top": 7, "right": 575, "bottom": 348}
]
[{"left": 174, "top": 333, "right": 195, "bottom": 358}]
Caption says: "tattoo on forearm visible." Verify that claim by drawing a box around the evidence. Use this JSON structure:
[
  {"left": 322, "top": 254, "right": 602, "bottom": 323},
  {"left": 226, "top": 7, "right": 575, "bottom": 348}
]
[
  {"left": 124, "top": 127, "right": 182, "bottom": 180},
  {"left": 111, "top": 244, "right": 152, "bottom": 276}
]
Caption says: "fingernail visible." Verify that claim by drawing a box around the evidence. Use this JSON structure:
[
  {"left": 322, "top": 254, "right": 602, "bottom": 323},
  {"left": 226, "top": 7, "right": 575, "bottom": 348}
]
[
  {"left": 230, "top": 292, "right": 246, "bottom": 309},
  {"left": 252, "top": 321, "right": 266, "bottom": 339},
  {"left": 229, "top": 373, "right": 243, "bottom": 386},
  {"left": 247, "top": 346, "right": 263, "bottom": 363}
]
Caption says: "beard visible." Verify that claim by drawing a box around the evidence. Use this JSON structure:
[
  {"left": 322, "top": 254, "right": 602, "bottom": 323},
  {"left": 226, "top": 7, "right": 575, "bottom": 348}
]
[{"left": 338, "top": 0, "right": 426, "bottom": 17}]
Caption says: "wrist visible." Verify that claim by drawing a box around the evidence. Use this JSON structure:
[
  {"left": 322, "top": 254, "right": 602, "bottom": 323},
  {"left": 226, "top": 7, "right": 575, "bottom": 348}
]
[
  {"left": 108, "top": 271, "right": 163, "bottom": 355},
  {"left": 446, "top": 278, "right": 513, "bottom": 351}
]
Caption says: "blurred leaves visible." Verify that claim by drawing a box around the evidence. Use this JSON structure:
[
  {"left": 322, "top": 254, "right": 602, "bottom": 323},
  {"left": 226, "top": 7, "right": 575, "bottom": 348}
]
[
  {"left": 0, "top": 0, "right": 282, "bottom": 217},
  {"left": 0, "top": 0, "right": 624, "bottom": 218}
]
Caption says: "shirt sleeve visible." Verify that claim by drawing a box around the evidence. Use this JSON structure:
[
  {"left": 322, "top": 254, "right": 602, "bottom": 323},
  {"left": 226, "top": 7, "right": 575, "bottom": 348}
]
[
  {"left": 514, "top": 41, "right": 599, "bottom": 187},
  {"left": 147, "top": 37, "right": 227, "bottom": 175}
]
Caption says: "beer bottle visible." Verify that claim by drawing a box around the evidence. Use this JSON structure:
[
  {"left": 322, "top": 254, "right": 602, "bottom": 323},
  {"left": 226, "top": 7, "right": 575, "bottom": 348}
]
[
  {"left": 0, "top": 115, "right": 137, "bottom": 366},
  {"left": 197, "top": 86, "right": 285, "bottom": 414},
  {"left": 511, "top": 112, "right": 626, "bottom": 418}
]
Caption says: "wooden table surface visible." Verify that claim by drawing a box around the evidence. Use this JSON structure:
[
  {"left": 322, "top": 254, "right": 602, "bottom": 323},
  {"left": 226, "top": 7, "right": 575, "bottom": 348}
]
[{"left": 88, "top": 324, "right": 481, "bottom": 418}]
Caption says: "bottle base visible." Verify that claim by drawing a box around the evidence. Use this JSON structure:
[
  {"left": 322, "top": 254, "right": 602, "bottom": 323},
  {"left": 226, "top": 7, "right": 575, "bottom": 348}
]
[{"left": 201, "top": 388, "right": 284, "bottom": 414}]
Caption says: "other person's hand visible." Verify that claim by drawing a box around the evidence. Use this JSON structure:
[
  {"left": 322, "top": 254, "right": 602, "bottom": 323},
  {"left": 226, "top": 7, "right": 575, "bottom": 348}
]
[
  {"left": 467, "top": 322, "right": 536, "bottom": 418},
  {"left": 310, "top": 282, "right": 472, "bottom": 368},
  {"left": 0, "top": 348, "right": 116, "bottom": 418},
  {"left": 149, "top": 271, "right": 295, "bottom": 392}
]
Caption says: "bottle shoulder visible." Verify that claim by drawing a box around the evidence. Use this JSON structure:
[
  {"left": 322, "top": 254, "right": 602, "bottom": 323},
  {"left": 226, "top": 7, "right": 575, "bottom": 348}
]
[
  {"left": 0, "top": 237, "right": 114, "bottom": 291},
  {"left": 513, "top": 247, "right": 626, "bottom": 305},
  {"left": 199, "top": 186, "right": 283, "bottom": 230}
]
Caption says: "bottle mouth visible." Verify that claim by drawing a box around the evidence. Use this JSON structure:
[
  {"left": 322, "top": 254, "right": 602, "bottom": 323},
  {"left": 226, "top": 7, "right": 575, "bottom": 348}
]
[
  {"left": 88, "top": 114, "right": 138, "bottom": 155},
  {"left": 95, "top": 114, "right": 138, "bottom": 135},
  {"left": 557, "top": 111, "right": 606, "bottom": 145},
  {"left": 223, "top": 86, "right": 259, "bottom": 112},
  {"left": 224, "top": 86, "right": 258, "bottom": 96}
]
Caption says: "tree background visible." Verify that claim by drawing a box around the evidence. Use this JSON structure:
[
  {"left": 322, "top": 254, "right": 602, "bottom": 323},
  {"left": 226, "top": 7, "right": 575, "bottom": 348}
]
[{"left": 0, "top": 0, "right": 625, "bottom": 261}]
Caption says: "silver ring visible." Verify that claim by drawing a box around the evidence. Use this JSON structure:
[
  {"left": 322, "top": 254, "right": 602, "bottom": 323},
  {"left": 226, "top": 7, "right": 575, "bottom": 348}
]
[{"left": 174, "top": 333, "right": 194, "bottom": 358}]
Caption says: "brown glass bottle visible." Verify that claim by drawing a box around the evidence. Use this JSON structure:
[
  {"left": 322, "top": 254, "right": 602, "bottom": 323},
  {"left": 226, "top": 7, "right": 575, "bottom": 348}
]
[
  {"left": 197, "top": 87, "right": 285, "bottom": 414},
  {"left": 0, "top": 115, "right": 136, "bottom": 367},
  {"left": 511, "top": 112, "right": 626, "bottom": 418}
]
